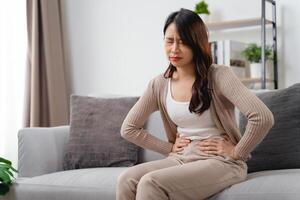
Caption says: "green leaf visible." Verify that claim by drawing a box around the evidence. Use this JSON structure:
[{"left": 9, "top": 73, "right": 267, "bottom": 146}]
[
  {"left": 0, "top": 163, "right": 10, "bottom": 169},
  {"left": 194, "top": 1, "right": 210, "bottom": 15},
  {"left": 0, "top": 157, "right": 12, "bottom": 166},
  {"left": 0, "top": 170, "right": 12, "bottom": 185},
  {"left": 241, "top": 43, "right": 273, "bottom": 63},
  {"left": 10, "top": 166, "right": 18, "bottom": 173},
  {"left": 0, "top": 162, "right": 18, "bottom": 173},
  {"left": 0, "top": 157, "right": 17, "bottom": 196},
  {"left": 0, "top": 167, "right": 13, "bottom": 177}
]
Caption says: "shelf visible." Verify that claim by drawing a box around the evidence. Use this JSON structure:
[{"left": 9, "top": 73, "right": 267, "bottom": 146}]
[
  {"left": 206, "top": 0, "right": 278, "bottom": 89},
  {"left": 240, "top": 77, "right": 273, "bottom": 84},
  {"left": 206, "top": 17, "right": 273, "bottom": 31}
]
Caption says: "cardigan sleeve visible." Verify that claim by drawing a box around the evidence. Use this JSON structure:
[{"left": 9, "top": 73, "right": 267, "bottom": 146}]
[
  {"left": 215, "top": 67, "right": 274, "bottom": 161},
  {"left": 120, "top": 78, "right": 174, "bottom": 156}
]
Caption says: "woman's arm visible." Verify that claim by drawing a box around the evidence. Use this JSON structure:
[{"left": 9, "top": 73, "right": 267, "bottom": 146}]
[
  {"left": 215, "top": 67, "right": 274, "bottom": 161},
  {"left": 120, "top": 78, "right": 174, "bottom": 156}
]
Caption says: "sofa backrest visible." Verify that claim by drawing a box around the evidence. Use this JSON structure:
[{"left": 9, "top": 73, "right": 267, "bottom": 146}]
[{"left": 138, "top": 111, "right": 168, "bottom": 163}]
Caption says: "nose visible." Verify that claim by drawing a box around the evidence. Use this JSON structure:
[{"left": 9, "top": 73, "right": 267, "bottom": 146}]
[{"left": 171, "top": 42, "right": 180, "bottom": 53}]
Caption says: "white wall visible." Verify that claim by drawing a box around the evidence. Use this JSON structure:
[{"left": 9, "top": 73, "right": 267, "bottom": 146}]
[{"left": 61, "top": 0, "right": 300, "bottom": 96}]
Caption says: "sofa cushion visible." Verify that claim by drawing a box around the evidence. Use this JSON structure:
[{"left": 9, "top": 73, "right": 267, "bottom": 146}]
[
  {"left": 9, "top": 168, "right": 300, "bottom": 200},
  {"left": 208, "top": 168, "right": 300, "bottom": 200},
  {"left": 239, "top": 83, "right": 300, "bottom": 173},
  {"left": 9, "top": 167, "right": 127, "bottom": 200},
  {"left": 63, "top": 95, "right": 139, "bottom": 170}
]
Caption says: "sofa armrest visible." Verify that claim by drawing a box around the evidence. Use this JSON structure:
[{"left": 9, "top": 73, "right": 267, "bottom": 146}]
[{"left": 18, "top": 125, "right": 70, "bottom": 178}]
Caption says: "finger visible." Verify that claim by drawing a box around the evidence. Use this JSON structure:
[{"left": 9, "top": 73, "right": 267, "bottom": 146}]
[
  {"left": 199, "top": 146, "right": 218, "bottom": 151},
  {"left": 178, "top": 141, "right": 190, "bottom": 146},
  {"left": 176, "top": 133, "right": 180, "bottom": 138},
  {"left": 179, "top": 139, "right": 191, "bottom": 143},
  {"left": 177, "top": 143, "right": 189, "bottom": 148},
  {"left": 176, "top": 147, "right": 184, "bottom": 152},
  {"left": 221, "top": 137, "right": 233, "bottom": 145},
  {"left": 199, "top": 144, "right": 218, "bottom": 149},
  {"left": 202, "top": 149, "right": 219, "bottom": 155},
  {"left": 207, "top": 150, "right": 218, "bottom": 155},
  {"left": 199, "top": 140, "right": 219, "bottom": 146}
]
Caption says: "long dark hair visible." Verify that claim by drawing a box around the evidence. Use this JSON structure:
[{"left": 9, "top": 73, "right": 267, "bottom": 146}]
[{"left": 163, "top": 8, "right": 213, "bottom": 115}]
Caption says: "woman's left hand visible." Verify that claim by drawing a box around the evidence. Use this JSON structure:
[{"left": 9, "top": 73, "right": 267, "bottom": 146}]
[{"left": 198, "top": 134, "right": 238, "bottom": 160}]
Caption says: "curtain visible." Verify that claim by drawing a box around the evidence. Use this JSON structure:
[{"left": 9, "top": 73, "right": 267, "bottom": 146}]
[
  {"left": 0, "top": 0, "right": 27, "bottom": 169},
  {"left": 26, "top": 0, "right": 69, "bottom": 127}
]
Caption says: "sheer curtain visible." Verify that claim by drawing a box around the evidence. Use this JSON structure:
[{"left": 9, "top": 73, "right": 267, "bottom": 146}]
[{"left": 0, "top": 1, "right": 27, "bottom": 168}]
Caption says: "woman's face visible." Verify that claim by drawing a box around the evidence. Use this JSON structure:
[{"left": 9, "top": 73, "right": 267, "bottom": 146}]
[{"left": 164, "top": 23, "right": 194, "bottom": 69}]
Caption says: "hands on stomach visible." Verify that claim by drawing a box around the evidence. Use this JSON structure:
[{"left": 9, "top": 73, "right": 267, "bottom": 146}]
[{"left": 171, "top": 133, "right": 191, "bottom": 153}]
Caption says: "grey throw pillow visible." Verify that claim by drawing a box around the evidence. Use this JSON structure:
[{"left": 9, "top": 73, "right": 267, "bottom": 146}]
[
  {"left": 63, "top": 95, "right": 140, "bottom": 170},
  {"left": 239, "top": 83, "right": 300, "bottom": 173}
]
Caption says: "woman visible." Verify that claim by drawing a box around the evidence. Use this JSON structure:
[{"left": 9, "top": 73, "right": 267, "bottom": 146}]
[{"left": 117, "top": 8, "right": 274, "bottom": 200}]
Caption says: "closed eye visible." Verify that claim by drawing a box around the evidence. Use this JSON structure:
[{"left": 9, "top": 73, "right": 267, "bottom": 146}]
[
  {"left": 164, "top": 38, "right": 184, "bottom": 45},
  {"left": 165, "top": 38, "right": 174, "bottom": 43}
]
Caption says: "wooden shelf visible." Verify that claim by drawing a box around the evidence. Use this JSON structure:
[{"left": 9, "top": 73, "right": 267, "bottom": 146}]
[
  {"left": 206, "top": 18, "right": 273, "bottom": 31},
  {"left": 240, "top": 77, "right": 273, "bottom": 84}
]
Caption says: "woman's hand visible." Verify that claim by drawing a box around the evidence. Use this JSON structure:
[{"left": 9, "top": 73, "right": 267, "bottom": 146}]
[
  {"left": 171, "top": 133, "right": 191, "bottom": 153},
  {"left": 198, "top": 134, "right": 238, "bottom": 160}
]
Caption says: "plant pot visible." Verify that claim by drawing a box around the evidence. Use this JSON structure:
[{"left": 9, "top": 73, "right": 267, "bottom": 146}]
[
  {"left": 250, "top": 63, "right": 261, "bottom": 78},
  {"left": 250, "top": 61, "right": 273, "bottom": 79}
]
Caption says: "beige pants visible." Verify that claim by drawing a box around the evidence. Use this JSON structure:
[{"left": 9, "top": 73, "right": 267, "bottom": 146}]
[{"left": 116, "top": 142, "right": 247, "bottom": 200}]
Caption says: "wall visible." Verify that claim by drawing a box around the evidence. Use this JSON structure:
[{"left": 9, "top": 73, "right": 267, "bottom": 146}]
[{"left": 61, "top": 0, "right": 300, "bottom": 96}]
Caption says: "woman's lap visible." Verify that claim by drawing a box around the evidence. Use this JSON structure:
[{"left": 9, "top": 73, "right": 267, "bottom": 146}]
[
  {"left": 118, "top": 153, "right": 247, "bottom": 199},
  {"left": 136, "top": 157, "right": 247, "bottom": 199}
]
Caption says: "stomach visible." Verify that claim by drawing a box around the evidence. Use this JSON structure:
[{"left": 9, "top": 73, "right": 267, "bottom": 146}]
[{"left": 177, "top": 126, "right": 224, "bottom": 141}]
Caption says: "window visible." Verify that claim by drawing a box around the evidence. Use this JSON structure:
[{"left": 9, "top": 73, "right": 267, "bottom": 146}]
[{"left": 0, "top": 0, "right": 27, "bottom": 167}]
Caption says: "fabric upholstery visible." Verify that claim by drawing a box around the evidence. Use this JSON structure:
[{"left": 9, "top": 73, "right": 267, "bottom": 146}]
[
  {"left": 63, "top": 95, "right": 139, "bottom": 170},
  {"left": 9, "top": 168, "right": 300, "bottom": 200},
  {"left": 12, "top": 85, "right": 300, "bottom": 200},
  {"left": 239, "top": 83, "right": 300, "bottom": 173},
  {"left": 208, "top": 168, "right": 300, "bottom": 200},
  {"left": 8, "top": 167, "right": 127, "bottom": 200},
  {"left": 18, "top": 126, "right": 69, "bottom": 177}
]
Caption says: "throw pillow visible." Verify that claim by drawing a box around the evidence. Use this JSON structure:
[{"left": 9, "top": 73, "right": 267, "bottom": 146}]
[
  {"left": 239, "top": 83, "right": 300, "bottom": 173},
  {"left": 63, "top": 95, "right": 140, "bottom": 170}
]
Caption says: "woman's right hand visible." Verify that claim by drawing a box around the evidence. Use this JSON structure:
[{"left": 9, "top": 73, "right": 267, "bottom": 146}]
[{"left": 171, "top": 133, "right": 191, "bottom": 153}]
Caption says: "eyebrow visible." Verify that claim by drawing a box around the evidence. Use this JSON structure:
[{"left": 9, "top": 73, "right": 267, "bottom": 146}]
[{"left": 165, "top": 37, "right": 182, "bottom": 40}]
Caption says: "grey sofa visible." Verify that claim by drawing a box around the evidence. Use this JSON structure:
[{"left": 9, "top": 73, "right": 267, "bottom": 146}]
[{"left": 4, "top": 93, "right": 300, "bottom": 200}]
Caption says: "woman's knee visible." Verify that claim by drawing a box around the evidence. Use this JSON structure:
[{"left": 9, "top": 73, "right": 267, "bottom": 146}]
[
  {"left": 118, "top": 168, "right": 135, "bottom": 185},
  {"left": 136, "top": 172, "right": 169, "bottom": 199},
  {"left": 117, "top": 166, "right": 144, "bottom": 189},
  {"left": 137, "top": 172, "right": 161, "bottom": 191},
  {"left": 116, "top": 168, "right": 141, "bottom": 199}
]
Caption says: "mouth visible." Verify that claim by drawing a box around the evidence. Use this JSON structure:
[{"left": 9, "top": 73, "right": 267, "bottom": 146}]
[{"left": 169, "top": 56, "right": 182, "bottom": 61}]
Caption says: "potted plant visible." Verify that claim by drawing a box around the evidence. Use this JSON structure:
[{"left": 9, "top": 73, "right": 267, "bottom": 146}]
[
  {"left": 194, "top": 1, "right": 210, "bottom": 22},
  {"left": 241, "top": 43, "right": 273, "bottom": 78},
  {"left": 0, "top": 157, "right": 18, "bottom": 196}
]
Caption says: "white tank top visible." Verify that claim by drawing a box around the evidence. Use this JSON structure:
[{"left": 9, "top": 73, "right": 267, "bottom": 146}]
[{"left": 166, "top": 78, "right": 223, "bottom": 141}]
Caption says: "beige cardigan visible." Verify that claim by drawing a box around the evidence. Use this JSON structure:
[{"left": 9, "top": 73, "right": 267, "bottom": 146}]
[{"left": 121, "top": 64, "right": 274, "bottom": 161}]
